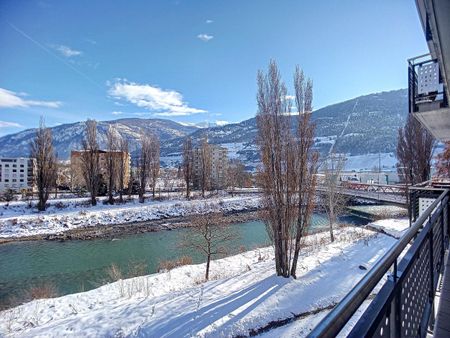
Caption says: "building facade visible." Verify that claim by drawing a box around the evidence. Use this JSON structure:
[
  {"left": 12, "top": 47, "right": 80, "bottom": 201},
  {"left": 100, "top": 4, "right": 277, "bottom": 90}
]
[
  {"left": 192, "top": 144, "right": 228, "bottom": 190},
  {"left": 0, "top": 157, "right": 36, "bottom": 192},
  {"left": 70, "top": 150, "right": 131, "bottom": 190}
]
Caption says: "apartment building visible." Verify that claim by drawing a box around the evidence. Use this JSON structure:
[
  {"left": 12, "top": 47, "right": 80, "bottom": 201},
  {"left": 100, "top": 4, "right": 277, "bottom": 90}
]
[
  {"left": 70, "top": 150, "right": 131, "bottom": 189},
  {"left": 192, "top": 144, "right": 228, "bottom": 190},
  {"left": 0, "top": 157, "right": 36, "bottom": 192}
]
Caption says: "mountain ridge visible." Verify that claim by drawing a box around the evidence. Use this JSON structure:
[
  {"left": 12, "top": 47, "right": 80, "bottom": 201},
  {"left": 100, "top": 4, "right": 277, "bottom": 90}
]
[{"left": 0, "top": 89, "right": 407, "bottom": 165}]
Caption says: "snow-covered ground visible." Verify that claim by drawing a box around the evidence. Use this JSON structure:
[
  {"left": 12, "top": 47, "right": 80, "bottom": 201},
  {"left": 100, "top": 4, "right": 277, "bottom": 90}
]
[
  {"left": 367, "top": 218, "right": 409, "bottom": 239},
  {"left": 348, "top": 205, "right": 408, "bottom": 218},
  {"left": 0, "top": 226, "right": 396, "bottom": 337},
  {"left": 0, "top": 195, "right": 261, "bottom": 239},
  {"left": 344, "top": 153, "right": 397, "bottom": 172}
]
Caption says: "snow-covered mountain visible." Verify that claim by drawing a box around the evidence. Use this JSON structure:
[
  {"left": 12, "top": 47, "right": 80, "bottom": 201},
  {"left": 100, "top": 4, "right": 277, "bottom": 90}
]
[
  {"left": 162, "top": 89, "right": 408, "bottom": 164},
  {"left": 0, "top": 89, "right": 408, "bottom": 166},
  {"left": 0, "top": 118, "right": 198, "bottom": 159}
]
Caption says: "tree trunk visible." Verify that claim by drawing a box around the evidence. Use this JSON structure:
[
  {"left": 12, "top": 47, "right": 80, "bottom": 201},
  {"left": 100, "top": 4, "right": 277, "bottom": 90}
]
[
  {"left": 108, "top": 189, "right": 114, "bottom": 205},
  {"left": 91, "top": 195, "right": 97, "bottom": 206},
  {"left": 119, "top": 190, "right": 123, "bottom": 203},
  {"left": 329, "top": 209, "right": 335, "bottom": 242},
  {"left": 205, "top": 254, "right": 211, "bottom": 280}
]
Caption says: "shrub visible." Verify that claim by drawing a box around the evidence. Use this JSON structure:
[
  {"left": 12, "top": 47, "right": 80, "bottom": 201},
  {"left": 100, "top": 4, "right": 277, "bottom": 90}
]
[
  {"left": 107, "top": 263, "right": 123, "bottom": 282},
  {"left": 127, "top": 260, "right": 148, "bottom": 277},
  {"left": 157, "top": 255, "right": 193, "bottom": 272},
  {"left": 1, "top": 189, "right": 15, "bottom": 203},
  {"left": 24, "top": 282, "right": 58, "bottom": 301}
]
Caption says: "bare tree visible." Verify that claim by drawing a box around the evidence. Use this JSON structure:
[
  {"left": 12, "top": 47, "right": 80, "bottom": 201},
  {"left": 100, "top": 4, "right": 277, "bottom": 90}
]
[
  {"left": 30, "top": 118, "right": 57, "bottom": 211},
  {"left": 180, "top": 208, "right": 237, "bottom": 280},
  {"left": 149, "top": 134, "right": 160, "bottom": 198},
  {"left": 227, "top": 159, "right": 248, "bottom": 196},
  {"left": 397, "top": 114, "right": 435, "bottom": 186},
  {"left": 117, "top": 136, "right": 129, "bottom": 203},
  {"left": 182, "top": 137, "right": 193, "bottom": 199},
  {"left": 106, "top": 125, "right": 119, "bottom": 205},
  {"left": 290, "top": 69, "right": 318, "bottom": 278},
  {"left": 257, "top": 60, "right": 296, "bottom": 277},
  {"left": 80, "top": 119, "right": 100, "bottom": 206},
  {"left": 138, "top": 135, "right": 151, "bottom": 203},
  {"left": 320, "top": 153, "right": 346, "bottom": 243},
  {"left": 198, "top": 138, "right": 212, "bottom": 198},
  {"left": 436, "top": 142, "right": 450, "bottom": 179},
  {"left": 257, "top": 61, "right": 317, "bottom": 278}
]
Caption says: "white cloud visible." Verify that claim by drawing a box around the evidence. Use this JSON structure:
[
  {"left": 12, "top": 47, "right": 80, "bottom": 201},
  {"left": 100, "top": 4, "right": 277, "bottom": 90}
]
[
  {"left": 197, "top": 34, "right": 213, "bottom": 42},
  {"left": 215, "top": 120, "right": 229, "bottom": 126},
  {"left": 0, "top": 88, "right": 62, "bottom": 109},
  {"left": 111, "top": 111, "right": 123, "bottom": 115},
  {"left": 206, "top": 19, "right": 213, "bottom": 24},
  {"left": 0, "top": 121, "right": 22, "bottom": 128},
  {"left": 285, "top": 95, "right": 295, "bottom": 100},
  {"left": 52, "top": 44, "right": 83, "bottom": 57},
  {"left": 108, "top": 80, "right": 206, "bottom": 117}
]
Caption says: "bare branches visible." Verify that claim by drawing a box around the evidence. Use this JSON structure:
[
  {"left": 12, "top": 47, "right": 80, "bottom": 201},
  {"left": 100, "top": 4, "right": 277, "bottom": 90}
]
[
  {"left": 397, "top": 114, "right": 435, "bottom": 186},
  {"left": 196, "top": 139, "right": 212, "bottom": 197},
  {"left": 179, "top": 207, "right": 238, "bottom": 280},
  {"left": 138, "top": 135, "right": 151, "bottom": 203},
  {"left": 106, "top": 125, "right": 119, "bottom": 205},
  {"left": 182, "top": 137, "right": 193, "bottom": 199},
  {"left": 149, "top": 134, "right": 160, "bottom": 198},
  {"left": 117, "top": 136, "right": 129, "bottom": 203},
  {"left": 30, "top": 117, "right": 57, "bottom": 211},
  {"left": 320, "top": 153, "right": 346, "bottom": 243},
  {"left": 137, "top": 133, "right": 160, "bottom": 202},
  {"left": 257, "top": 60, "right": 318, "bottom": 278},
  {"left": 80, "top": 119, "right": 100, "bottom": 206}
]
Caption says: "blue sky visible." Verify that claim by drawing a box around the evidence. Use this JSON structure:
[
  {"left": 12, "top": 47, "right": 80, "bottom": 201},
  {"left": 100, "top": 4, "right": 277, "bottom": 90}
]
[{"left": 0, "top": 0, "right": 427, "bottom": 136}]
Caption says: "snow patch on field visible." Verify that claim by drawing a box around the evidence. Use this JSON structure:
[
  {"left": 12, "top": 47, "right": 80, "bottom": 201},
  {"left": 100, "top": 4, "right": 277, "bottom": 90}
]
[
  {"left": 0, "top": 227, "right": 396, "bottom": 337},
  {"left": 367, "top": 218, "right": 409, "bottom": 239}
]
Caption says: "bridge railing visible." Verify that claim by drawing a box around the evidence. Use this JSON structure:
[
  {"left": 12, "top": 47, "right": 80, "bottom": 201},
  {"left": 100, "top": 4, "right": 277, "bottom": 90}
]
[{"left": 308, "top": 188, "right": 449, "bottom": 338}]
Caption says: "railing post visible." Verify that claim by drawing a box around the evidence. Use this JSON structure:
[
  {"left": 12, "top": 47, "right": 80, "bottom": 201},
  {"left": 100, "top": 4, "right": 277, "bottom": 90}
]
[{"left": 392, "top": 259, "right": 402, "bottom": 338}]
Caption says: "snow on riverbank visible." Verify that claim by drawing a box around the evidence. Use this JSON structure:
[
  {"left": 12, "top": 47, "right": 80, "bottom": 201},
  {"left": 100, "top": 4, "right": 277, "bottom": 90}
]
[
  {"left": 0, "top": 226, "right": 396, "bottom": 337},
  {"left": 0, "top": 196, "right": 261, "bottom": 239}
]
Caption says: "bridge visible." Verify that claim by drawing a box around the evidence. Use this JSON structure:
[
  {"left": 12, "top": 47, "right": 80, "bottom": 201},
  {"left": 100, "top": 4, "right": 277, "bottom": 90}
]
[
  {"left": 231, "top": 183, "right": 408, "bottom": 207},
  {"left": 318, "top": 182, "right": 408, "bottom": 207}
]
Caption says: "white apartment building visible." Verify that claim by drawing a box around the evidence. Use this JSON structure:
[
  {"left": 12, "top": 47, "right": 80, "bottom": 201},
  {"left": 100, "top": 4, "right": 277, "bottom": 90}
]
[{"left": 0, "top": 157, "right": 36, "bottom": 192}]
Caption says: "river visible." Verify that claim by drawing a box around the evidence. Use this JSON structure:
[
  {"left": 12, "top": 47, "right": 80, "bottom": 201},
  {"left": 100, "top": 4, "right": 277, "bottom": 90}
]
[{"left": 0, "top": 213, "right": 368, "bottom": 308}]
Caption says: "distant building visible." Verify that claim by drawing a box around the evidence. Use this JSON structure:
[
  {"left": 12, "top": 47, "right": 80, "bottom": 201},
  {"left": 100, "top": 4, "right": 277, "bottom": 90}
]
[
  {"left": 70, "top": 150, "right": 131, "bottom": 189},
  {"left": 0, "top": 157, "right": 36, "bottom": 192},
  {"left": 192, "top": 144, "right": 228, "bottom": 190}
]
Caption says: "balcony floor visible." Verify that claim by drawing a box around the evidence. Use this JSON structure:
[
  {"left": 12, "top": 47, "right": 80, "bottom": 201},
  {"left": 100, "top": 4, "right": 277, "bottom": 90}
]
[{"left": 434, "top": 252, "right": 450, "bottom": 337}]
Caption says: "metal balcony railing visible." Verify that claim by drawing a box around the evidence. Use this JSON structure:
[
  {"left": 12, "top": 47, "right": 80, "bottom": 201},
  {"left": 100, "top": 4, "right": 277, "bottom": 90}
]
[
  {"left": 409, "top": 54, "right": 448, "bottom": 114},
  {"left": 308, "top": 188, "right": 450, "bottom": 338}
]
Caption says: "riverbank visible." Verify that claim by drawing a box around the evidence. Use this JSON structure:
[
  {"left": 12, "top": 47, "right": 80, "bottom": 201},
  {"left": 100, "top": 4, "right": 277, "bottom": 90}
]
[
  {"left": 0, "top": 195, "right": 261, "bottom": 243},
  {"left": 0, "top": 210, "right": 262, "bottom": 244},
  {"left": 0, "top": 226, "right": 396, "bottom": 337}
]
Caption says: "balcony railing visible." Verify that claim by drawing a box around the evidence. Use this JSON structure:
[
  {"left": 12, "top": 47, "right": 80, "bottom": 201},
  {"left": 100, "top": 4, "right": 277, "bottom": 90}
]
[
  {"left": 408, "top": 54, "right": 448, "bottom": 114},
  {"left": 308, "top": 187, "right": 449, "bottom": 337}
]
